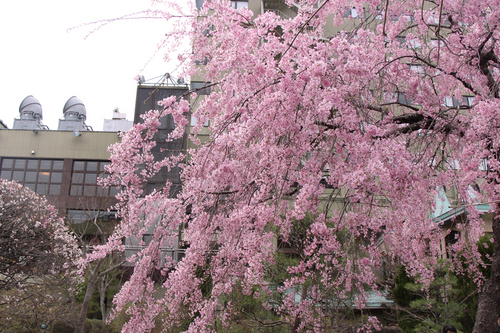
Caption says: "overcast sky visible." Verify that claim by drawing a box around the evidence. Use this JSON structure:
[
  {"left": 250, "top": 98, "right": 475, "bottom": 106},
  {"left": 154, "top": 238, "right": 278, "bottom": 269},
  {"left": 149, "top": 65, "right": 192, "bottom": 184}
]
[{"left": 0, "top": 0, "right": 189, "bottom": 131}]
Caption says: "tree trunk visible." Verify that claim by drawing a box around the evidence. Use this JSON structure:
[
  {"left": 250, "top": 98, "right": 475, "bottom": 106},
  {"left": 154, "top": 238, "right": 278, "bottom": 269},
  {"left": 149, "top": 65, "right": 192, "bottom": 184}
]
[
  {"left": 289, "top": 285, "right": 308, "bottom": 333},
  {"left": 472, "top": 213, "right": 500, "bottom": 333},
  {"left": 99, "top": 278, "right": 107, "bottom": 322},
  {"left": 74, "top": 260, "right": 103, "bottom": 333}
]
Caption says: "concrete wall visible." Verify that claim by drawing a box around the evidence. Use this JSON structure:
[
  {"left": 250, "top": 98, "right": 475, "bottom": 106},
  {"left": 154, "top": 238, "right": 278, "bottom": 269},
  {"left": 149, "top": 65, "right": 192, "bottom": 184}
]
[{"left": 0, "top": 130, "right": 119, "bottom": 160}]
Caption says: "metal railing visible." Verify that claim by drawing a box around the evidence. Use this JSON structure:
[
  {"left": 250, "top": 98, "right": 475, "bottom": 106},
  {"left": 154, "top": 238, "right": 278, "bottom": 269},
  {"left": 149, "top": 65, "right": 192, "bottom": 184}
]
[{"left": 264, "top": 8, "right": 293, "bottom": 20}]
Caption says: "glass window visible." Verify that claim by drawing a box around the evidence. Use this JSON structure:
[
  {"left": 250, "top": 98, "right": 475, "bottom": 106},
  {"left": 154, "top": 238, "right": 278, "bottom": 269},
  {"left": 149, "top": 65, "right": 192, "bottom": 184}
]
[
  {"left": 14, "top": 159, "right": 26, "bottom": 169},
  {"left": 68, "top": 210, "right": 117, "bottom": 224},
  {"left": 51, "top": 172, "right": 62, "bottom": 183},
  {"left": 84, "top": 186, "right": 96, "bottom": 196},
  {"left": 2, "top": 159, "right": 14, "bottom": 169},
  {"left": 97, "top": 186, "right": 109, "bottom": 196},
  {"left": 190, "top": 81, "right": 211, "bottom": 95},
  {"left": 40, "top": 160, "right": 51, "bottom": 170},
  {"left": 25, "top": 171, "right": 37, "bottom": 182},
  {"left": 85, "top": 173, "right": 98, "bottom": 184},
  {"left": 142, "top": 234, "right": 153, "bottom": 245},
  {"left": 38, "top": 171, "right": 50, "bottom": 183},
  {"left": 53, "top": 160, "right": 64, "bottom": 170},
  {"left": 74, "top": 161, "right": 85, "bottom": 171},
  {"left": 463, "top": 96, "right": 474, "bottom": 106},
  {"left": 49, "top": 185, "right": 61, "bottom": 195},
  {"left": 1, "top": 170, "right": 11, "bottom": 180},
  {"left": 70, "top": 160, "right": 112, "bottom": 196},
  {"left": 71, "top": 185, "right": 82, "bottom": 196},
  {"left": 24, "top": 183, "right": 36, "bottom": 191},
  {"left": 36, "top": 184, "right": 48, "bottom": 195},
  {"left": 1, "top": 158, "right": 65, "bottom": 195},
  {"left": 190, "top": 116, "right": 210, "bottom": 127},
  {"left": 231, "top": 0, "right": 248, "bottom": 10},
  {"left": 27, "top": 160, "right": 39, "bottom": 169},
  {"left": 12, "top": 171, "right": 24, "bottom": 182},
  {"left": 72, "top": 173, "right": 84, "bottom": 184},
  {"left": 68, "top": 210, "right": 97, "bottom": 224},
  {"left": 87, "top": 162, "right": 98, "bottom": 172},
  {"left": 110, "top": 186, "right": 120, "bottom": 196},
  {"left": 100, "top": 162, "right": 110, "bottom": 172}
]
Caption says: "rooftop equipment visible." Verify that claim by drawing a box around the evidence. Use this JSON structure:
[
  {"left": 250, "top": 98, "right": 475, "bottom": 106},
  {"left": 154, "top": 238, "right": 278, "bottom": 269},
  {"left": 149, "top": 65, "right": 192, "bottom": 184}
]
[
  {"left": 58, "top": 96, "right": 93, "bottom": 132},
  {"left": 13, "top": 95, "right": 49, "bottom": 130}
]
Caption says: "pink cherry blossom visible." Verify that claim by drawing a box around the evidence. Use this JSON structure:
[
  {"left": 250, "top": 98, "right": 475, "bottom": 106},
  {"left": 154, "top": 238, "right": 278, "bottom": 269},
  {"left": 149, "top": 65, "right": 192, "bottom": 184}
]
[{"left": 99, "top": 0, "right": 500, "bottom": 332}]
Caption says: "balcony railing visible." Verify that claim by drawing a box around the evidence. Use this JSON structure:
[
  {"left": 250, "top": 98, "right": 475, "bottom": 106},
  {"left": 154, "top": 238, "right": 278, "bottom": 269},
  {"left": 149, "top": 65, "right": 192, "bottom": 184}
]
[{"left": 264, "top": 8, "right": 293, "bottom": 20}]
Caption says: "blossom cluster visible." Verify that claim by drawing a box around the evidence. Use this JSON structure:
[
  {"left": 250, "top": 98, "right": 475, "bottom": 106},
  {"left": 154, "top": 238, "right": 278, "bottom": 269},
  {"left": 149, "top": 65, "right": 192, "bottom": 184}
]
[{"left": 101, "top": 0, "right": 500, "bottom": 331}]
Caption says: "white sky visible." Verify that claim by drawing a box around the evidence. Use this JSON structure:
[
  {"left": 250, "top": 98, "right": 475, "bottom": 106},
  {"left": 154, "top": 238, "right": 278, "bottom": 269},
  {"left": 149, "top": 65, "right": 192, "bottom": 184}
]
[{"left": 0, "top": 0, "right": 190, "bottom": 131}]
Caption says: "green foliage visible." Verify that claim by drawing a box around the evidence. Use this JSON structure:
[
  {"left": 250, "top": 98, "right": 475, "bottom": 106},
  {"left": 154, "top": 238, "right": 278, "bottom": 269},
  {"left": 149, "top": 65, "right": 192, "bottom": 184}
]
[
  {"left": 74, "top": 279, "right": 103, "bottom": 320},
  {"left": 392, "top": 266, "right": 420, "bottom": 332},
  {"left": 217, "top": 284, "right": 288, "bottom": 333},
  {"left": 52, "top": 321, "right": 75, "bottom": 333},
  {"left": 453, "top": 235, "right": 493, "bottom": 333},
  {"left": 392, "top": 235, "right": 494, "bottom": 333},
  {"left": 83, "top": 318, "right": 109, "bottom": 333},
  {"left": 393, "top": 261, "right": 464, "bottom": 333},
  {"left": 74, "top": 268, "right": 123, "bottom": 321}
]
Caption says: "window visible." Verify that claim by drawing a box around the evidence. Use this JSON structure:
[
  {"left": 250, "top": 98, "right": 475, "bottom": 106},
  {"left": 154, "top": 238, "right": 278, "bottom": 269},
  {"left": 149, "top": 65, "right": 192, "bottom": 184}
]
[
  {"left": 68, "top": 210, "right": 118, "bottom": 224},
  {"left": 383, "top": 92, "right": 412, "bottom": 105},
  {"left": 231, "top": 0, "right": 248, "bottom": 10},
  {"left": 401, "top": 14, "right": 414, "bottom": 22},
  {"left": 194, "top": 56, "right": 209, "bottom": 66},
  {"left": 190, "top": 115, "right": 210, "bottom": 127},
  {"left": 427, "top": 13, "right": 451, "bottom": 26},
  {"left": 398, "top": 93, "right": 413, "bottom": 105},
  {"left": 190, "top": 81, "right": 211, "bottom": 95},
  {"left": 409, "top": 64, "right": 424, "bottom": 74},
  {"left": 463, "top": 96, "right": 474, "bottom": 106},
  {"left": 195, "top": 0, "right": 204, "bottom": 9},
  {"left": 444, "top": 230, "right": 460, "bottom": 258},
  {"left": 444, "top": 96, "right": 474, "bottom": 108},
  {"left": 444, "top": 97, "right": 454, "bottom": 107},
  {"left": 407, "top": 38, "right": 422, "bottom": 49},
  {"left": 343, "top": 7, "right": 365, "bottom": 18},
  {"left": 142, "top": 234, "right": 153, "bottom": 246},
  {"left": 70, "top": 160, "right": 114, "bottom": 197},
  {"left": 201, "top": 25, "right": 214, "bottom": 37},
  {"left": 430, "top": 39, "right": 445, "bottom": 47},
  {"left": 479, "top": 158, "right": 488, "bottom": 171},
  {"left": 0, "top": 158, "right": 63, "bottom": 195}
]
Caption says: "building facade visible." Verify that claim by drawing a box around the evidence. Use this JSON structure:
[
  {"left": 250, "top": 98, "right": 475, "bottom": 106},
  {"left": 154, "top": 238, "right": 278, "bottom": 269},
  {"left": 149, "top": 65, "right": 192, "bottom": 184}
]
[
  {"left": 0, "top": 95, "right": 129, "bottom": 242},
  {"left": 0, "top": 129, "right": 121, "bottom": 239}
]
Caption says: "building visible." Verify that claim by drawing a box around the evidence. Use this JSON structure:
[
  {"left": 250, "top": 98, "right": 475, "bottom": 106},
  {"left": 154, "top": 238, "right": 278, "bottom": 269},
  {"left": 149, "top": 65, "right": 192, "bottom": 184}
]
[
  {"left": 0, "top": 82, "right": 196, "bottom": 263},
  {"left": 103, "top": 108, "right": 134, "bottom": 132},
  {"left": 123, "top": 79, "right": 190, "bottom": 263},
  {"left": 0, "top": 96, "right": 123, "bottom": 242}
]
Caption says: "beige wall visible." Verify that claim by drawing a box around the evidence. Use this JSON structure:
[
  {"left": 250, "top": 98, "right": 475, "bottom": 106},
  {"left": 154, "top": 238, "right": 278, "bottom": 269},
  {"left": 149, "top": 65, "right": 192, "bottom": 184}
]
[{"left": 0, "top": 130, "right": 120, "bottom": 160}]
